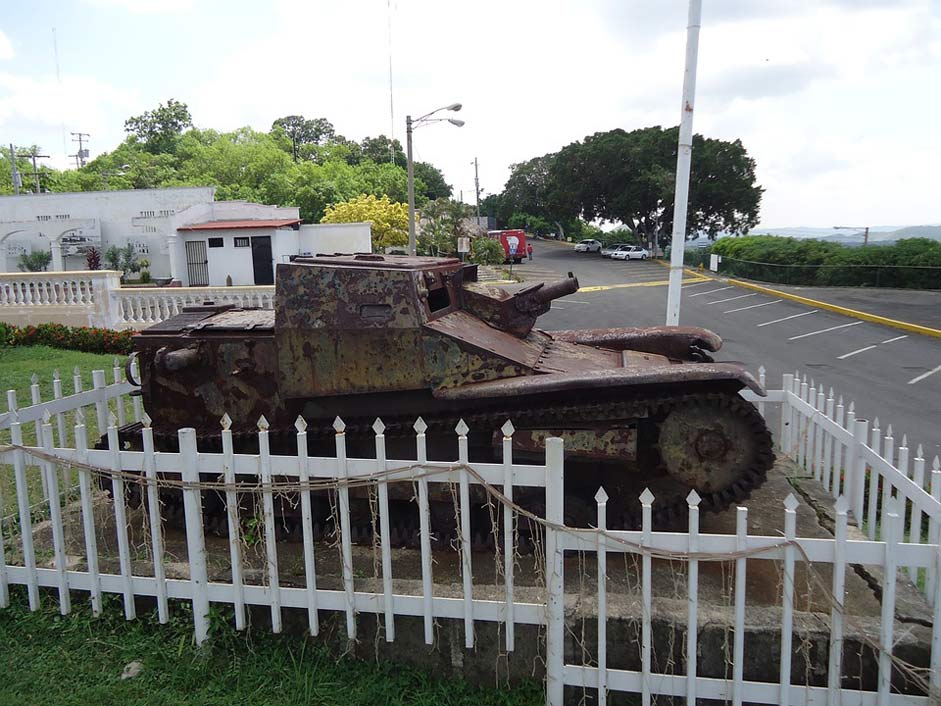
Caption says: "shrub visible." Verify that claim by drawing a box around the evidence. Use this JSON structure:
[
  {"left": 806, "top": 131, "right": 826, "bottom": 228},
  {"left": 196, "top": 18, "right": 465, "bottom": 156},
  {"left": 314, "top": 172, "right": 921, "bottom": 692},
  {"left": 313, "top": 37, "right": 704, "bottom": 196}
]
[
  {"left": 85, "top": 247, "right": 102, "bottom": 270},
  {"left": 470, "top": 238, "right": 506, "bottom": 265},
  {"left": 0, "top": 322, "right": 134, "bottom": 354},
  {"left": 18, "top": 250, "right": 52, "bottom": 272}
]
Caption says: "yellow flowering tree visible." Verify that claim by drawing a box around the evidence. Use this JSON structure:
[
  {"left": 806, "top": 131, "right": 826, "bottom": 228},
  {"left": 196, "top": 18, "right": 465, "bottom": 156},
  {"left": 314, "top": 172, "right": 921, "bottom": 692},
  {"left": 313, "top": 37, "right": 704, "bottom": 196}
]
[{"left": 320, "top": 194, "right": 409, "bottom": 251}]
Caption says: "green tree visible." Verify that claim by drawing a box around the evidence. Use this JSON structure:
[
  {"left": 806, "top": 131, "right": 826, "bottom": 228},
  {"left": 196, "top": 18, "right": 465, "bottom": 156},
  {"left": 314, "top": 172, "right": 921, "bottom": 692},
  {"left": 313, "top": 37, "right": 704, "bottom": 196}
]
[
  {"left": 360, "top": 135, "right": 406, "bottom": 166},
  {"left": 470, "top": 238, "right": 505, "bottom": 265},
  {"left": 18, "top": 250, "right": 52, "bottom": 272},
  {"left": 124, "top": 99, "right": 193, "bottom": 154},
  {"left": 271, "top": 115, "right": 336, "bottom": 161},
  {"left": 418, "top": 199, "right": 473, "bottom": 256},
  {"left": 321, "top": 194, "right": 409, "bottom": 251},
  {"left": 413, "top": 162, "right": 452, "bottom": 201}
]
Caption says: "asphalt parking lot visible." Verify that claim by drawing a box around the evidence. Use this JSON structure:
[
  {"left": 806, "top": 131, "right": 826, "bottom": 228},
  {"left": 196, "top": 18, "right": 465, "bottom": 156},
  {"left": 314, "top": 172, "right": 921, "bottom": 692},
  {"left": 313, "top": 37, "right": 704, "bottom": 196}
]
[{"left": 513, "top": 241, "right": 941, "bottom": 459}]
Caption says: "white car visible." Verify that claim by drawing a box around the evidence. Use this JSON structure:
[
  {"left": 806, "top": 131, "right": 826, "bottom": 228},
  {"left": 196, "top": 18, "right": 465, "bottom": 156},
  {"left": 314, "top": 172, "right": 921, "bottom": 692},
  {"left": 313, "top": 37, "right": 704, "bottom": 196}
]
[
  {"left": 611, "top": 245, "right": 649, "bottom": 261},
  {"left": 574, "top": 239, "right": 602, "bottom": 253},
  {"left": 600, "top": 243, "right": 631, "bottom": 258}
]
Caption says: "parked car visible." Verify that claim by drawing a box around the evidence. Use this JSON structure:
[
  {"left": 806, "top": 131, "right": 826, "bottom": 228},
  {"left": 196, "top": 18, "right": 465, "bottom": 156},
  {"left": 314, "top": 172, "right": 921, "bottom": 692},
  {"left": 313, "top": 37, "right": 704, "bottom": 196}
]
[
  {"left": 601, "top": 243, "right": 631, "bottom": 258},
  {"left": 574, "top": 239, "right": 602, "bottom": 253},
  {"left": 611, "top": 245, "right": 649, "bottom": 261}
]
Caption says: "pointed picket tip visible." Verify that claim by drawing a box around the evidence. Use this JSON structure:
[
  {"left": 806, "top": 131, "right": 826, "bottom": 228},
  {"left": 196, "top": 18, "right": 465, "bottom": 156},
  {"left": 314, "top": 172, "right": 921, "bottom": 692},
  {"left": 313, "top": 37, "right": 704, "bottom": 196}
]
[
  {"left": 802, "top": 374, "right": 807, "bottom": 383},
  {"left": 413, "top": 417, "right": 427, "bottom": 434},
  {"left": 42, "top": 409, "right": 52, "bottom": 424},
  {"left": 916, "top": 444, "right": 924, "bottom": 458},
  {"left": 113, "top": 356, "right": 120, "bottom": 367},
  {"left": 257, "top": 415, "right": 270, "bottom": 431},
  {"left": 848, "top": 401, "right": 855, "bottom": 414},
  {"left": 141, "top": 411, "right": 152, "bottom": 428},
  {"left": 294, "top": 415, "right": 308, "bottom": 432},
  {"left": 373, "top": 418, "right": 386, "bottom": 435},
  {"left": 834, "top": 495, "right": 849, "bottom": 514},
  {"left": 687, "top": 489, "right": 702, "bottom": 506},
  {"left": 454, "top": 418, "right": 469, "bottom": 436},
  {"left": 107, "top": 411, "right": 117, "bottom": 427},
  {"left": 220, "top": 413, "right": 232, "bottom": 430},
  {"left": 639, "top": 488, "right": 655, "bottom": 506},
  {"left": 783, "top": 493, "right": 799, "bottom": 511},
  {"left": 758, "top": 365, "right": 766, "bottom": 376},
  {"left": 901, "top": 434, "right": 907, "bottom": 448},
  {"left": 31, "top": 373, "right": 39, "bottom": 385},
  {"left": 332, "top": 416, "right": 346, "bottom": 433},
  {"left": 829, "top": 387, "right": 834, "bottom": 398},
  {"left": 594, "top": 486, "right": 609, "bottom": 504},
  {"left": 873, "top": 417, "right": 880, "bottom": 430},
  {"left": 838, "top": 395, "right": 844, "bottom": 406},
  {"left": 933, "top": 456, "right": 940, "bottom": 471},
  {"left": 886, "top": 424, "right": 893, "bottom": 438},
  {"left": 810, "top": 378, "right": 815, "bottom": 389},
  {"left": 53, "top": 369, "right": 60, "bottom": 380},
  {"left": 501, "top": 420, "right": 515, "bottom": 438},
  {"left": 73, "top": 366, "right": 81, "bottom": 376}
]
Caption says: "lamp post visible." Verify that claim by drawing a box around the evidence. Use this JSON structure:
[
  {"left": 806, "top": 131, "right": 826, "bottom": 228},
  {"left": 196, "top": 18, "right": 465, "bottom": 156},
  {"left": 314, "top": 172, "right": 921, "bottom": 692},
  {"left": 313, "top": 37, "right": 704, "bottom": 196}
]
[
  {"left": 833, "top": 225, "right": 870, "bottom": 246},
  {"left": 406, "top": 102, "right": 464, "bottom": 256}
]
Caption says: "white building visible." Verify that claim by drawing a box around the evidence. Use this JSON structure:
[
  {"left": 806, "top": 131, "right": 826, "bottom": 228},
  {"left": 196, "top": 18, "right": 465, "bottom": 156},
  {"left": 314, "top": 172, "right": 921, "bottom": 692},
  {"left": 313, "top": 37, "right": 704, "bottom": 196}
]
[{"left": 0, "top": 187, "right": 372, "bottom": 286}]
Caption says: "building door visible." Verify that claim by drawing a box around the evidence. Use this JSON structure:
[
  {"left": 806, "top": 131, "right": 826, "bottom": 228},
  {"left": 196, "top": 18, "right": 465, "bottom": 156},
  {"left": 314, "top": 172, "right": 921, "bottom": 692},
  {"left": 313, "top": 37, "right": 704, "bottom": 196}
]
[
  {"left": 185, "top": 240, "right": 209, "bottom": 286},
  {"left": 251, "top": 236, "right": 274, "bottom": 285}
]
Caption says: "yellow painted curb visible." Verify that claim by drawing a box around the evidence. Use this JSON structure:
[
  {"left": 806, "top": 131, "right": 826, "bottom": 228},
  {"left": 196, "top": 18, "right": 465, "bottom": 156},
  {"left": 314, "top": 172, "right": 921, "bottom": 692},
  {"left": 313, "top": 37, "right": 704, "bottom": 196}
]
[
  {"left": 652, "top": 258, "right": 709, "bottom": 278},
  {"left": 579, "top": 276, "right": 709, "bottom": 293},
  {"left": 725, "top": 278, "right": 941, "bottom": 339}
]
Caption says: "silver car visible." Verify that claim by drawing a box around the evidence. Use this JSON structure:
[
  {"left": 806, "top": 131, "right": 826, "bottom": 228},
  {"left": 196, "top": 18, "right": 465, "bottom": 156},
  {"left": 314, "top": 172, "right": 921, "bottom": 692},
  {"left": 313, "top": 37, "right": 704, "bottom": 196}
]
[
  {"left": 611, "top": 245, "right": 650, "bottom": 261},
  {"left": 601, "top": 243, "right": 631, "bottom": 258}
]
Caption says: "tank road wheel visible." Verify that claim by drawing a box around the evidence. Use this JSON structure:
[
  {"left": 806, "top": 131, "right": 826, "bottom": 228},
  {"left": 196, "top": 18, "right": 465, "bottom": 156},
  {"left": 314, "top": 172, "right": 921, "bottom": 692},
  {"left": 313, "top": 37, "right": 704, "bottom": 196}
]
[{"left": 656, "top": 393, "right": 773, "bottom": 515}]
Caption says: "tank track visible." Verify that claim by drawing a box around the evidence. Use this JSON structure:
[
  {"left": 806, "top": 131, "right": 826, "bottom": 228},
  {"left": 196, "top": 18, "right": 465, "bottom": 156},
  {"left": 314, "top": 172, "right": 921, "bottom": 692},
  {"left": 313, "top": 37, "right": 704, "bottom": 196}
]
[{"left": 107, "top": 389, "right": 773, "bottom": 549}]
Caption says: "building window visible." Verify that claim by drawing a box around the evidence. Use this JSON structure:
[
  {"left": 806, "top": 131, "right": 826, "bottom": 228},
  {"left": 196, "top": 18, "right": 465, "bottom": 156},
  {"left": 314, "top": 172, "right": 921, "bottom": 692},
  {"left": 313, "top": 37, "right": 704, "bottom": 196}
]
[
  {"left": 142, "top": 226, "right": 157, "bottom": 233},
  {"left": 208, "top": 237, "right": 224, "bottom": 248},
  {"left": 36, "top": 215, "right": 51, "bottom": 222},
  {"left": 159, "top": 209, "right": 174, "bottom": 217},
  {"left": 131, "top": 241, "right": 150, "bottom": 255},
  {"left": 234, "top": 237, "right": 250, "bottom": 248},
  {"left": 139, "top": 210, "right": 156, "bottom": 218},
  {"left": 55, "top": 214, "right": 71, "bottom": 220}
]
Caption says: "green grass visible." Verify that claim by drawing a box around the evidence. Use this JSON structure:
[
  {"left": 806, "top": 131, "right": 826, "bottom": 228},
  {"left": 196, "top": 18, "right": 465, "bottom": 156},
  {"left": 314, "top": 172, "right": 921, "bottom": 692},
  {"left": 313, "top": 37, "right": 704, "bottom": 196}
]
[
  {"left": 1, "top": 345, "right": 133, "bottom": 516},
  {"left": 0, "top": 589, "right": 541, "bottom": 706}
]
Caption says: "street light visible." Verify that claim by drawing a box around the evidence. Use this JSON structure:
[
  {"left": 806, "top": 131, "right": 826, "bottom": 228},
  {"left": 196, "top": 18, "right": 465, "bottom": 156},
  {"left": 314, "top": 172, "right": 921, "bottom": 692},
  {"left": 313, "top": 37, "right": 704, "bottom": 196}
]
[
  {"left": 833, "top": 225, "right": 870, "bottom": 246},
  {"left": 406, "top": 102, "right": 464, "bottom": 256}
]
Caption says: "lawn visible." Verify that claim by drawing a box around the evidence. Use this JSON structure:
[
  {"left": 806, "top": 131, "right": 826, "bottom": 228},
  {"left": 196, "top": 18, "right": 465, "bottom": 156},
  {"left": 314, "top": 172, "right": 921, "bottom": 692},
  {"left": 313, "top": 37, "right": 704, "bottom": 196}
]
[
  {"left": 0, "top": 589, "right": 541, "bottom": 706},
  {"left": 1, "top": 345, "right": 133, "bottom": 516}
]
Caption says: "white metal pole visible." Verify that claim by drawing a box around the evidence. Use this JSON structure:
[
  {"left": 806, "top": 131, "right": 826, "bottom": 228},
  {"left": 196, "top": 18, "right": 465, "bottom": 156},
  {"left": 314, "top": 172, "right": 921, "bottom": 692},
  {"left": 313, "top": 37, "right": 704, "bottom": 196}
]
[
  {"left": 665, "top": 0, "right": 702, "bottom": 326},
  {"left": 406, "top": 115, "right": 416, "bottom": 256}
]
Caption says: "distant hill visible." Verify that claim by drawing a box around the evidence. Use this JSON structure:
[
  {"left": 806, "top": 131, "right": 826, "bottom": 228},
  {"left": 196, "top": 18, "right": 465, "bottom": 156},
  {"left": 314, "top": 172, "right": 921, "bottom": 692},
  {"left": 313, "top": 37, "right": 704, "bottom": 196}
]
[{"left": 747, "top": 224, "right": 941, "bottom": 246}]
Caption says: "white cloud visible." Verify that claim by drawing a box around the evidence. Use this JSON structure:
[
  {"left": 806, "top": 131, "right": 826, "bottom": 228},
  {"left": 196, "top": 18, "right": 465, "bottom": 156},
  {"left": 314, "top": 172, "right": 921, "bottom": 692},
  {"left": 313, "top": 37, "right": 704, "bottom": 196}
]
[{"left": 0, "top": 29, "right": 14, "bottom": 60}]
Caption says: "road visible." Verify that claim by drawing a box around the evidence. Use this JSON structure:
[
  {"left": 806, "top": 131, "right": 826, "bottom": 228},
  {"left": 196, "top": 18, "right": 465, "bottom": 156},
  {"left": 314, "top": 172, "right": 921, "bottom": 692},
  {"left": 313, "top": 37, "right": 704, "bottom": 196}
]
[{"left": 512, "top": 241, "right": 941, "bottom": 460}]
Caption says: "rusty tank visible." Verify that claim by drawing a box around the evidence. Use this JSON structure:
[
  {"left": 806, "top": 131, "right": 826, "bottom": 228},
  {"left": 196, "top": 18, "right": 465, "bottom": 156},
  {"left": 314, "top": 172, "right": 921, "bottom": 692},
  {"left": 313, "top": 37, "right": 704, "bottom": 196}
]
[{"left": 121, "top": 254, "right": 773, "bottom": 540}]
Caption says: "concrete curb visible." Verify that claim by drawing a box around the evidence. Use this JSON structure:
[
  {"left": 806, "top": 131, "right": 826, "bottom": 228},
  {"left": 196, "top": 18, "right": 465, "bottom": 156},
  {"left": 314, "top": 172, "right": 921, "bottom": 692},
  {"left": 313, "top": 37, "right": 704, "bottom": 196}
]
[
  {"left": 723, "top": 278, "right": 941, "bottom": 338},
  {"left": 653, "top": 258, "right": 941, "bottom": 337}
]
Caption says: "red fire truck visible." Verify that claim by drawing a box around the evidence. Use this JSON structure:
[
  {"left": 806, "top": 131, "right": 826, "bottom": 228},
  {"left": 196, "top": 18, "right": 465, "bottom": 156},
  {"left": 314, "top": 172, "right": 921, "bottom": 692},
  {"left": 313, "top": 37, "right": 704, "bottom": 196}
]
[{"left": 487, "top": 229, "right": 528, "bottom": 264}]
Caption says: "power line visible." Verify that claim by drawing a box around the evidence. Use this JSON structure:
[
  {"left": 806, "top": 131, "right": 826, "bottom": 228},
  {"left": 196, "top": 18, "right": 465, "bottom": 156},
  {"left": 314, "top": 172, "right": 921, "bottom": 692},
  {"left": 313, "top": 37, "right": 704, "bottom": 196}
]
[{"left": 16, "top": 148, "right": 50, "bottom": 193}]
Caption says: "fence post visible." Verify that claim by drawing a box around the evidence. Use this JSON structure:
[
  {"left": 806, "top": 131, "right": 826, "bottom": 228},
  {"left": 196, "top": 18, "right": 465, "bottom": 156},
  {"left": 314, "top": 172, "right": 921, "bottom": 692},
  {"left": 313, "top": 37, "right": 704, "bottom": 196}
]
[
  {"left": 41, "top": 412, "right": 71, "bottom": 615},
  {"left": 335, "top": 417, "right": 355, "bottom": 642},
  {"left": 867, "top": 419, "right": 882, "bottom": 539},
  {"left": 502, "top": 420, "right": 515, "bottom": 652},
  {"left": 73, "top": 408, "right": 102, "bottom": 616},
  {"left": 779, "top": 494, "right": 798, "bottom": 706},
  {"left": 781, "top": 373, "right": 794, "bottom": 454},
  {"left": 179, "top": 427, "right": 209, "bottom": 644},
  {"left": 258, "top": 416, "right": 282, "bottom": 634},
  {"left": 828, "top": 496, "right": 849, "bottom": 699},
  {"left": 595, "top": 488, "right": 608, "bottom": 706},
  {"left": 29, "top": 375, "right": 49, "bottom": 501},
  {"left": 51, "top": 369, "right": 67, "bottom": 449},
  {"left": 456, "top": 419, "right": 473, "bottom": 649},
  {"left": 545, "top": 436, "right": 565, "bottom": 706},
  {"left": 686, "top": 490, "right": 701, "bottom": 706},
  {"left": 877, "top": 499, "right": 901, "bottom": 706},
  {"left": 822, "top": 389, "right": 835, "bottom": 492},
  {"left": 141, "top": 413, "right": 168, "bottom": 624},
  {"left": 9, "top": 414, "right": 39, "bottom": 610},
  {"left": 376, "top": 419, "right": 395, "bottom": 642},
  {"left": 295, "top": 416, "right": 318, "bottom": 637},
  {"left": 640, "top": 489, "right": 654, "bottom": 706},
  {"left": 414, "top": 417, "right": 433, "bottom": 646},
  {"left": 757, "top": 366, "right": 766, "bottom": 419},
  {"left": 92, "top": 369, "right": 107, "bottom": 440},
  {"left": 850, "top": 418, "right": 869, "bottom": 526},
  {"left": 928, "top": 458, "right": 941, "bottom": 604},
  {"left": 930, "top": 536, "right": 941, "bottom": 701},
  {"left": 732, "top": 506, "right": 748, "bottom": 706},
  {"left": 107, "top": 413, "right": 136, "bottom": 621}
]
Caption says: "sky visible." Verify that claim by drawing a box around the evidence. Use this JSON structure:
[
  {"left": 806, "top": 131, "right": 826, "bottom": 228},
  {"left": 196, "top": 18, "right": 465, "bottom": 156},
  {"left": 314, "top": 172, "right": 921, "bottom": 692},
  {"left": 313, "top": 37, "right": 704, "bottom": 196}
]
[{"left": 1, "top": 0, "right": 940, "bottom": 228}]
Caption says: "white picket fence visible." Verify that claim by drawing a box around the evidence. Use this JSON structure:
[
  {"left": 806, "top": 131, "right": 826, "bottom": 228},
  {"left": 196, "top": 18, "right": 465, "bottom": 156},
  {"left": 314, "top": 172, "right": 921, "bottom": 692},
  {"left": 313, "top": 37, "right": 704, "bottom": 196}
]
[{"left": 0, "top": 366, "right": 939, "bottom": 705}]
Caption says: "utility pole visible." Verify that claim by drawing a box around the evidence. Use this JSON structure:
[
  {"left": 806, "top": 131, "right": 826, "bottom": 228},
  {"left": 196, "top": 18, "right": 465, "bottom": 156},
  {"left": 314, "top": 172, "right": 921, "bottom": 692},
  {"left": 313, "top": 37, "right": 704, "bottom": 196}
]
[
  {"left": 9, "top": 144, "right": 22, "bottom": 194},
  {"left": 71, "top": 132, "right": 90, "bottom": 167},
  {"left": 472, "top": 157, "right": 480, "bottom": 220},
  {"left": 665, "top": 0, "right": 702, "bottom": 327},
  {"left": 17, "top": 148, "right": 50, "bottom": 193}
]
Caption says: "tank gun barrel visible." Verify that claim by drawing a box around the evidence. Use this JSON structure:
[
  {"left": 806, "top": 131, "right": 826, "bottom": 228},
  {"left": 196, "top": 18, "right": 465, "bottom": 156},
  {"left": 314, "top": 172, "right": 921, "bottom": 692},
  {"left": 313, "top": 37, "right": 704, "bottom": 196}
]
[{"left": 514, "top": 272, "right": 579, "bottom": 312}]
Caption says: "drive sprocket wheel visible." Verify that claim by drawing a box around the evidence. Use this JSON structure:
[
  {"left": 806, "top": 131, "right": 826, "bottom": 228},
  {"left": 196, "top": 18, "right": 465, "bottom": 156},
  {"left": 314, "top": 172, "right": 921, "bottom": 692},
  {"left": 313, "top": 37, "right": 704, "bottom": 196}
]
[{"left": 655, "top": 392, "right": 773, "bottom": 517}]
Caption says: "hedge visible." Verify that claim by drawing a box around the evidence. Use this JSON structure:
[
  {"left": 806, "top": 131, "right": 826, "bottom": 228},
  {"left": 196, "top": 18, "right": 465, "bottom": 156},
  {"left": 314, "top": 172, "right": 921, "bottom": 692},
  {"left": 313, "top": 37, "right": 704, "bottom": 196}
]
[
  {"left": 0, "top": 322, "right": 134, "bottom": 355},
  {"left": 710, "top": 236, "right": 941, "bottom": 289}
]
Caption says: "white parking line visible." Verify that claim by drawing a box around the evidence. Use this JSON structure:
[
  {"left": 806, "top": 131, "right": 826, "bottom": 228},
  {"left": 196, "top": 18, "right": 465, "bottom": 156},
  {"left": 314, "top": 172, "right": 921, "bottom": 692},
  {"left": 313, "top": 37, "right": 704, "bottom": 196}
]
[
  {"left": 725, "top": 299, "right": 782, "bottom": 314},
  {"left": 908, "top": 364, "right": 941, "bottom": 385},
  {"left": 881, "top": 335, "right": 908, "bottom": 344},
  {"left": 682, "top": 280, "right": 712, "bottom": 289},
  {"left": 757, "top": 310, "right": 819, "bottom": 327},
  {"left": 789, "top": 321, "right": 863, "bottom": 340},
  {"left": 689, "top": 286, "right": 733, "bottom": 298},
  {"left": 837, "top": 345, "right": 877, "bottom": 360},
  {"left": 706, "top": 293, "right": 758, "bottom": 306},
  {"left": 559, "top": 300, "right": 591, "bottom": 305}
]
